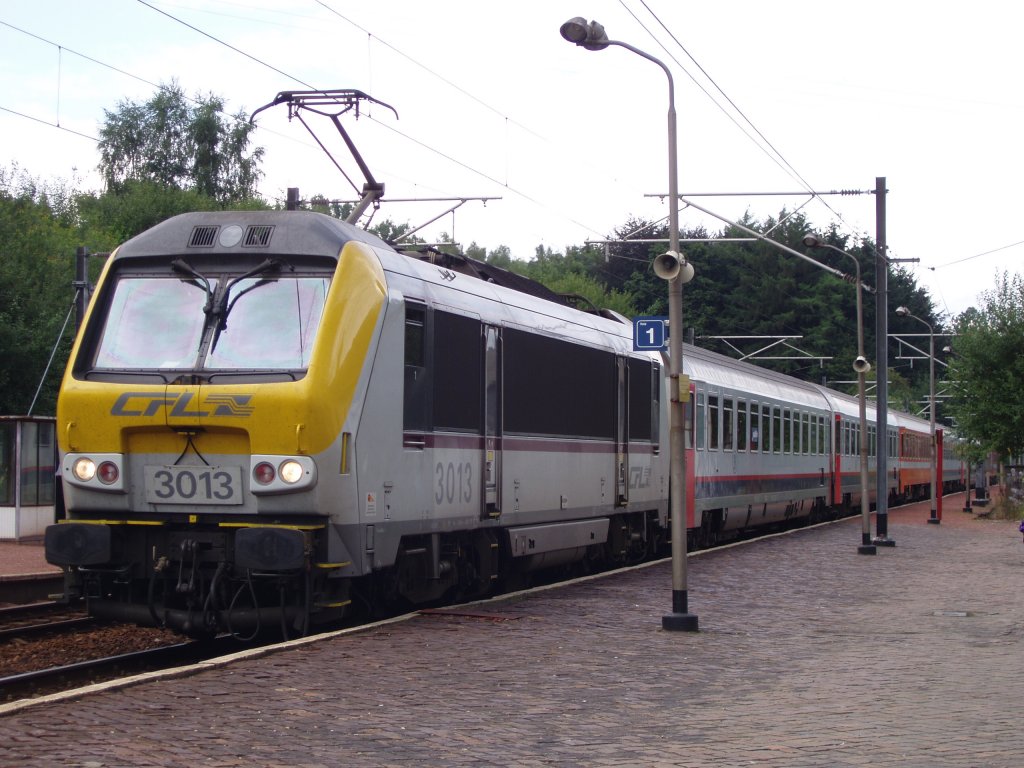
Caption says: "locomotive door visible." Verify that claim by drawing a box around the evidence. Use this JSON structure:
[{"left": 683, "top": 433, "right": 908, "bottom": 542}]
[
  {"left": 481, "top": 325, "right": 502, "bottom": 519},
  {"left": 616, "top": 356, "right": 628, "bottom": 506}
]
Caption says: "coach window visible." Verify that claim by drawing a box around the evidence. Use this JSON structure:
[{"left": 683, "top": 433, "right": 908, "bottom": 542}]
[
  {"left": 773, "top": 406, "right": 782, "bottom": 454},
  {"left": 782, "top": 409, "right": 792, "bottom": 453},
  {"left": 809, "top": 413, "right": 817, "bottom": 455},
  {"left": 802, "top": 412, "right": 810, "bottom": 455},
  {"left": 723, "top": 398, "right": 734, "bottom": 451},
  {"left": 762, "top": 404, "right": 771, "bottom": 453},
  {"left": 708, "top": 395, "right": 720, "bottom": 450},
  {"left": 684, "top": 396, "right": 693, "bottom": 450},
  {"left": 749, "top": 401, "right": 760, "bottom": 451},
  {"left": 819, "top": 416, "right": 826, "bottom": 455},
  {"left": 737, "top": 399, "right": 748, "bottom": 451},
  {"left": 403, "top": 303, "right": 430, "bottom": 431},
  {"left": 695, "top": 392, "right": 705, "bottom": 449}
]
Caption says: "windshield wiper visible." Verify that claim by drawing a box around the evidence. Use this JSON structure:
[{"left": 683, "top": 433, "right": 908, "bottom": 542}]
[
  {"left": 209, "top": 258, "right": 287, "bottom": 353},
  {"left": 170, "top": 258, "right": 216, "bottom": 315},
  {"left": 219, "top": 258, "right": 286, "bottom": 321}
]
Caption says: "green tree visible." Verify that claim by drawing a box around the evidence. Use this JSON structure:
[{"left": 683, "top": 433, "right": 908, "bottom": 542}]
[
  {"left": 98, "top": 82, "right": 264, "bottom": 204},
  {"left": 946, "top": 272, "right": 1024, "bottom": 467},
  {"left": 76, "top": 179, "right": 224, "bottom": 243},
  {"left": 0, "top": 167, "right": 116, "bottom": 415}
]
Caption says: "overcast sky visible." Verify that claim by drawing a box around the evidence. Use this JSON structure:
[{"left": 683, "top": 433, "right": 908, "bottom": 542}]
[{"left": 2, "top": 0, "right": 1021, "bottom": 322}]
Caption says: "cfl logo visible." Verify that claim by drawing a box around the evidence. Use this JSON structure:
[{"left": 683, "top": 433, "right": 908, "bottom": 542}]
[{"left": 110, "top": 392, "right": 254, "bottom": 418}]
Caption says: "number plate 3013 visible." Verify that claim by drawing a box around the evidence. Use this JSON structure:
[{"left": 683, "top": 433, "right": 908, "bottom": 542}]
[{"left": 144, "top": 465, "right": 243, "bottom": 505}]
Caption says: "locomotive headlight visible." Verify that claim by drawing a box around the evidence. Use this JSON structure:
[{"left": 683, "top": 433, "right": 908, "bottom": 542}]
[
  {"left": 250, "top": 455, "right": 317, "bottom": 494},
  {"left": 279, "top": 460, "right": 304, "bottom": 484},
  {"left": 64, "top": 453, "right": 125, "bottom": 492},
  {"left": 73, "top": 457, "right": 97, "bottom": 481}
]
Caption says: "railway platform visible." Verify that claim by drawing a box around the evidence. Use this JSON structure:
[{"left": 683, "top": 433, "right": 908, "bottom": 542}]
[
  {"left": 0, "top": 540, "right": 62, "bottom": 604},
  {"left": 0, "top": 540, "right": 60, "bottom": 579},
  {"left": 2, "top": 493, "right": 1022, "bottom": 767}
]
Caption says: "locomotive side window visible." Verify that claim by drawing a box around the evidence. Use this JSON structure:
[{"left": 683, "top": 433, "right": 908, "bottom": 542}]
[
  {"left": 722, "top": 398, "right": 734, "bottom": 451},
  {"left": 652, "top": 362, "right": 662, "bottom": 449},
  {"left": 737, "top": 399, "right": 748, "bottom": 451},
  {"left": 403, "top": 304, "right": 430, "bottom": 431},
  {"left": 504, "top": 328, "right": 614, "bottom": 439},
  {"left": 433, "top": 311, "right": 482, "bottom": 432},
  {"left": 628, "top": 358, "right": 653, "bottom": 441}
]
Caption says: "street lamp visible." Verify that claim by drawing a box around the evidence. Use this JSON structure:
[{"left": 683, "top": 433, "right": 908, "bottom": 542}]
[
  {"left": 803, "top": 235, "right": 876, "bottom": 555},
  {"left": 895, "top": 306, "right": 939, "bottom": 524},
  {"left": 561, "top": 17, "right": 698, "bottom": 632}
]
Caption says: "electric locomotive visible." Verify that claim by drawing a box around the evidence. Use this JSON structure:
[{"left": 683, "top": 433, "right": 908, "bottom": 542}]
[{"left": 44, "top": 210, "right": 670, "bottom": 637}]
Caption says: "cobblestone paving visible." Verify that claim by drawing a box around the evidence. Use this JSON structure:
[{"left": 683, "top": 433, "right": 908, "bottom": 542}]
[{"left": 2, "top": 496, "right": 1021, "bottom": 767}]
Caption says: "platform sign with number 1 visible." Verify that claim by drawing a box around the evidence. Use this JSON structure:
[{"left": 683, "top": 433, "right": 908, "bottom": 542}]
[{"left": 633, "top": 316, "right": 668, "bottom": 352}]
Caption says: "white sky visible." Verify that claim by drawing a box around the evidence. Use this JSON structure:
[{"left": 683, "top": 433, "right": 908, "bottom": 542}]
[{"left": 2, "top": 0, "right": 1022, "bottom": 321}]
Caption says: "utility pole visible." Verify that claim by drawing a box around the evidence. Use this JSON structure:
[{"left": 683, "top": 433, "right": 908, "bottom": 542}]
[{"left": 874, "top": 177, "right": 894, "bottom": 545}]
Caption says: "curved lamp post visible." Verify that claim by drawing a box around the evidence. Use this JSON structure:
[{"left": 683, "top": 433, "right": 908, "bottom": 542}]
[
  {"left": 561, "top": 17, "right": 697, "bottom": 631},
  {"left": 895, "top": 306, "right": 939, "bottom": 524},
  {"left": 803, "top": 235, "right": 876, "bottom": 554}
]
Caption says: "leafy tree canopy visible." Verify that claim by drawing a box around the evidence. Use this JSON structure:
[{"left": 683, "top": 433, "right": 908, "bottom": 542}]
[
  {"left": 946, "top": 272, "right": 1024, "bottom": 461},
  {"left": 97, "top": 82, "right": 264, "bottom": 204}
]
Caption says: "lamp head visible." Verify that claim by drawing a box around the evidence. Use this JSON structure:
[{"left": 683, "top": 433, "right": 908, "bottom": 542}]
[
  {"left": 559, "top": 17, "right": 589, "bottom": 43},
  {"left": 559, "top": 17, "right": 610, "bottom": 50},
  {"left": 853, "top": 355, "right": 871, "bottom": 374},
  {"left": 802, "top": 233, "right": 822, "bottom": 248},
  {"left": 895, "top": 306, "right": 910, "bottom": 317}
]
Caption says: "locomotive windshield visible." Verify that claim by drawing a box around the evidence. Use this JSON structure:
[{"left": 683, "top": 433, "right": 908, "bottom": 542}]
[{"left": 92, "top": 269, "right": 330, "bottom": 372}]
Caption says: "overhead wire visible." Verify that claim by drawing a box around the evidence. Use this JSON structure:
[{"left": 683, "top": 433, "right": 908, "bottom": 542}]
[
  {"left": 625, "top": 0, "right": 860, "bottom": 234},
  {"left": 134, "top": 0, "right": 610, "bottom": 242},
  {"left": 6, "top": 0, "right": 866, "bottom": 254},
  {"left": 929, "top": 240, "right": 1024, "bottom": 270}
]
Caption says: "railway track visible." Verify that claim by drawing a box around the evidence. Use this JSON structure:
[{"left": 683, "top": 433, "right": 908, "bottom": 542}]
[
  {"left": 0, "top": 636, "right": 240, "bottom": 703},
  {"left": 0, "top": 573, "right": 65, "bottom": 605},
  {"left": 0, "top": 601, "right": 92, "bottom": 640}
]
